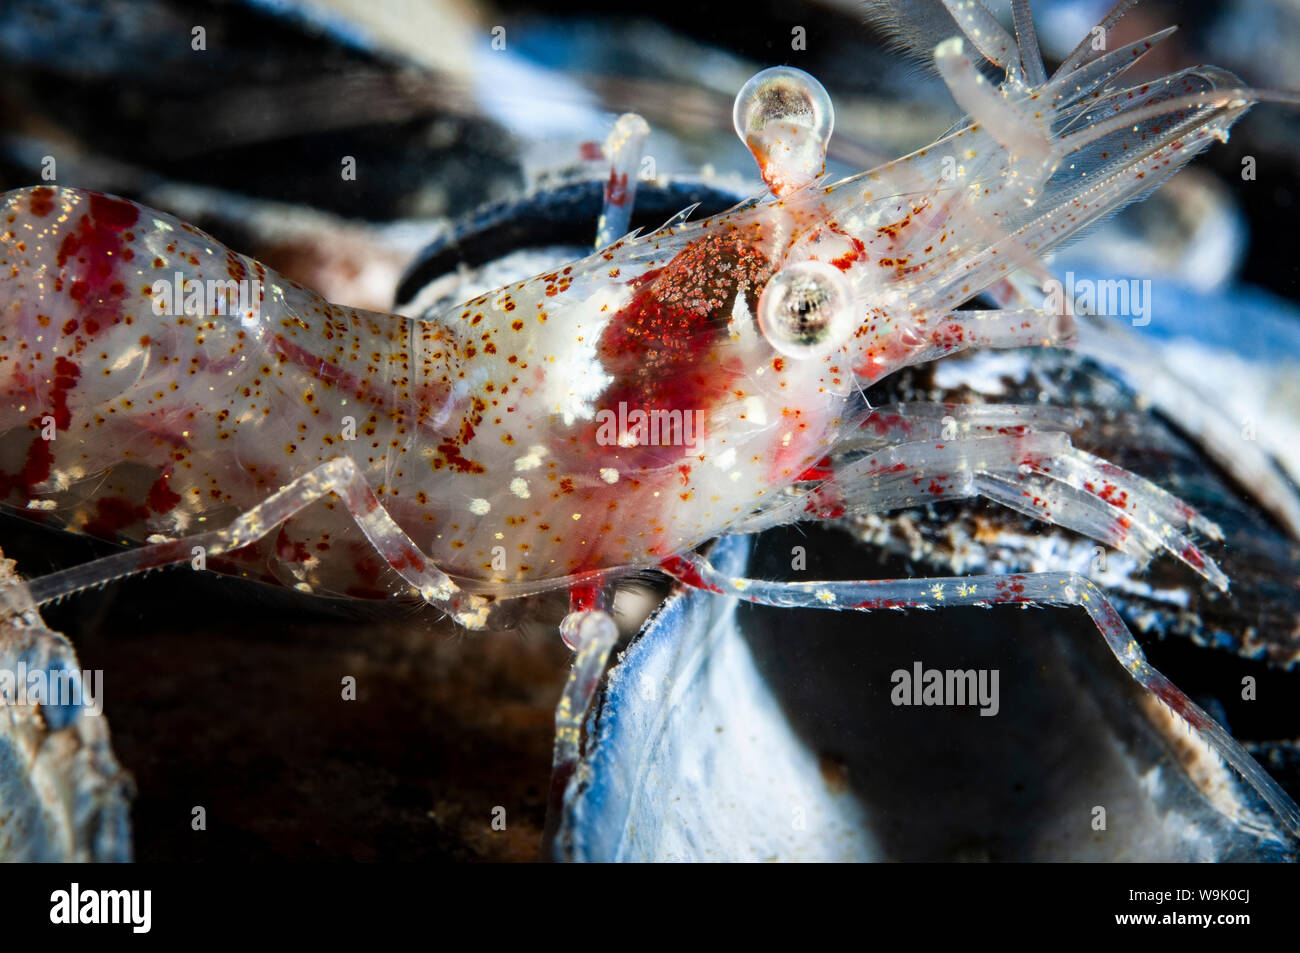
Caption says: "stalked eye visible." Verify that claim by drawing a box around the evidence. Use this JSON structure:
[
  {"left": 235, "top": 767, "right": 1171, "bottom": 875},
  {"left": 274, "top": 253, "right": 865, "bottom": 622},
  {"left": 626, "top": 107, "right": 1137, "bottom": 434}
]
[
  {"left": 733, "top": 66, "right": 834, "bottom": 198},
  {"left": 757, "top": 260, "right": 854, "bottom": 359}
]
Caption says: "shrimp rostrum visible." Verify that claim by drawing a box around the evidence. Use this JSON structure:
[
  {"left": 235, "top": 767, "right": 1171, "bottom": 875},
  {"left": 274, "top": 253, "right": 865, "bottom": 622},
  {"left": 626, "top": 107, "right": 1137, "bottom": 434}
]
[{"left": 0, "top": 0, "right": 1298, "bottom": 834}]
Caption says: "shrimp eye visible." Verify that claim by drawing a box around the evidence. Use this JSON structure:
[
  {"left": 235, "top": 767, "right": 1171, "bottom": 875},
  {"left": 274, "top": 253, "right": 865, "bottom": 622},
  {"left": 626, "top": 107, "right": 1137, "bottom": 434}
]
[
  {"left": 757, "top": 260, "right": 854, "bottom": 359},
  {"left": 733, "top": 66, "right": 834, "bottom": 197}
]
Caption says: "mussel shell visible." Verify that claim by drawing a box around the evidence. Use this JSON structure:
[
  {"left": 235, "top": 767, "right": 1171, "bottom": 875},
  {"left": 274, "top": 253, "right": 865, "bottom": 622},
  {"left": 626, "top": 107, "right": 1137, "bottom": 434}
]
[{"left": 553, "top": 532, "right": 1299, "bottom": 861}]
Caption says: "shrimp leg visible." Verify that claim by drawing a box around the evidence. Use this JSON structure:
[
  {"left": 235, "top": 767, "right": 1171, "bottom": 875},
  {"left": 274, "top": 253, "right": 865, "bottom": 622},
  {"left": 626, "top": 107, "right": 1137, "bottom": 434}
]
[
  {"left": 554, "top": 587, "right": 619, "bottom": 761},
  {"left": 814, "top": 428, "right": 1226, "bottom": 589},
  {"left": 594, "top": 113, "right": 651, "bottom": 249},
  {"left": 659, "top": 550, "right": 1300, "bottom": 841},
  {"left": 980, "top": 269, "right": 1300, "bottom": 538},
  {"left": 0, "top": 456, "right": 495, "bottom": 629},
  {"left": 545, "top": 584, "right": 620, "bottom": 843},
  {"left": 1008, "top": 0, "right": 1048, "bottom": 87},
  {"left": 890, "top": 306, "right": 1074, "bottom": 374}
]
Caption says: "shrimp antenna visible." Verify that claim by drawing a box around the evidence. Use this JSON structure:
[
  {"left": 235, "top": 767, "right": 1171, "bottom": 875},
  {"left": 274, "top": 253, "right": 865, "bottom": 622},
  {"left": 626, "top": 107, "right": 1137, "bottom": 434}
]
[
  {"left": 864, "top": 0, "right": 1035, "bottom": 80},
  {"left": 860, "top": 0, "right": 964, "bottom": 71},
  {"left": 1049, "top": 0, "right": 1140, "bottom": 82}
]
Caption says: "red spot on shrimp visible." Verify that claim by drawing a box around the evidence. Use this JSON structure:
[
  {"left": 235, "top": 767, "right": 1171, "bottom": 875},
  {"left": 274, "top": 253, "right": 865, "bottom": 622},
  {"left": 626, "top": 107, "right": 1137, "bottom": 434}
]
[
  {"left": 797, "top": 456, "right": 834, "bottom": 482},
  {"left": 88, "top": 193, "right": 139, "bottom": 230},
  {"left": 862, "top": 412, "right": 911, "bottom": 437},
  {"left": 147, "top": 474, "right": 182, "bottom": 514},
  {"left": 1096, "top": 483, "right": 1128, "bottom": 508},
  {"left": 805, "top": 487, "right": 846, "bottom": 519},
  {"left": 55, "top": 193, "right": 140, "bottom": 337},
  {"left": 592, "top": 228, "right": 770, "bottom": 465},
  {"left": 84, "top": 496, "right": 149, "bottom": 539},
  {"left": 28, "top": 187, "right": 55, "bottom": 218},
  {"left": 659, "top": 555, "right": 723, "bottom": 593},
  {"left": 569, "top": 581, "right": 602, "bottom": 612},
  {"left": 226, "top": 250, "right": 248, "bottom": 282},
  {"left": 1150, "top": 679, "right": 1210, "bottom": 731},
  {"left": 853, "top": 598, "right": 907, "bottom": 609},
  {"left": 829, "top": 236, "right": 867, "bottom": 272},
  {"left": 605, "top": 171, "right": 630, "bottom": 208},
  {"left": 49, "top": 355, "right": 80, "bottom": 429},
  {"left": 867, "top": 461, "right": 908, "bottom": 476},
  {"left": 434, "top": 435, "right": 486, "bottom": 474},
  {"left": 15, "top": 437, "right": 55, "bottom": 493},
  {"left": 392, "top": 546, "right": 426, "bottom": 573}
]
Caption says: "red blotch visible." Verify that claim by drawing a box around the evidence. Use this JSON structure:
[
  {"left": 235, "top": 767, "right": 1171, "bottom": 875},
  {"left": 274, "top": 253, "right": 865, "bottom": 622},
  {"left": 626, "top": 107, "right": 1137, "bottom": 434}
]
[
  {"left": 19, "top": 437, "right": 54, "bottom": 491},
  {"left": 569, "top": 581, "right": 602, "bottom": 612},
  {"left": 84, "top": 496, "right": 149, "bottom": 539},
  {"left": 49, "top": 355, "right": 80, "bottom": 429},
  {"left": 390, "top": 546, "right": 426, "bottom": 573},
  {"left": 147, "top": 474, "right": 182, "bottom": 514},
  {"left": 797, "top": 456, "right": 834, "bottom": 482},
  {"left": 55, "top": 192, "right": 140, "bottom": 338},
  {"left": 275, "top": 527, "right": 312, "bottom": 564},
  {"left": 605, "top": 171, "right": 630, "bottom": 208},
  {"left": 660, "top": 555, "right": 723, "bottom": 593},
  {"left": 592, "top": 229, "right": 769, "bottom": 466},
  {"left": 829, "top": 236, "right": 867, "bottom": 272},
  {"left": 28, "top": 187, "right": 55, "bottom": 218},
  {"left": 1151, "top": 679, "right": 1209, "bottom": 731},
  {"left": 88, "top": 192, "right": 139, "bottom": 230}
]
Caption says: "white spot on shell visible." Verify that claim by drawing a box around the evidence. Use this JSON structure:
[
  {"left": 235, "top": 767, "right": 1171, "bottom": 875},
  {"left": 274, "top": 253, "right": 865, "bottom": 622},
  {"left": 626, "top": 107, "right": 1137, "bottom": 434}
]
[
  {"left": 469, "top": 498, "right": 491, "bottom": 515},
  {"left": 599, "top": 468, "right": 619, "bottom": 484},
  {"left": 510, "top": 477, "right": 531, "bottom": 499}
]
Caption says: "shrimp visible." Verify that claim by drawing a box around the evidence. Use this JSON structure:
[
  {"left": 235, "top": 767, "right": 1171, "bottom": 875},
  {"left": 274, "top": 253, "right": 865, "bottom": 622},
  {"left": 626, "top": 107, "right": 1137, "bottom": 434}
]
[{"left": 0, "top": 0, "right": 1297, "bottom": 836}]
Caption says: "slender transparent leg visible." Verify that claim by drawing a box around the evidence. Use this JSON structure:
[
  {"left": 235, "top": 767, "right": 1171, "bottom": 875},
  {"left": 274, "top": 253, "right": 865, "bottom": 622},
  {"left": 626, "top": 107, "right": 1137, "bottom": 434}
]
[
  {"left": 0, "top": 456, "right": 493, "bottom": 628},
  {"left": 896, "top": 305, "right": 1075, "bottom": 371},
  {"left": 594, "top": 114, "right": 650, "bottom": 249},
  {"left": 545, "top": 584, "right": 620, "bottom": 853},
  {"left": 819, "top": 427, "right": 1227, "bottom": 589},
  {"left": 1009, "top": 0, "right": 1048, "bottom": 87},
  {"left": 553, "top": 584, "right": 619, "bottom": 769},
  {"left": 660, "top": 548, "right": 1300, "bottom": 840}
]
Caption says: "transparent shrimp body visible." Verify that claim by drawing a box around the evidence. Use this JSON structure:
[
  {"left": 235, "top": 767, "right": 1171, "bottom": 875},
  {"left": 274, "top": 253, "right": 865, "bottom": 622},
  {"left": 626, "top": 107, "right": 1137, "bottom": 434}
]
[{"left": 0, "top": 12, "right": 1264, "bottom": 599}]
